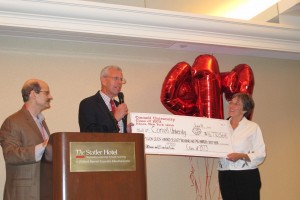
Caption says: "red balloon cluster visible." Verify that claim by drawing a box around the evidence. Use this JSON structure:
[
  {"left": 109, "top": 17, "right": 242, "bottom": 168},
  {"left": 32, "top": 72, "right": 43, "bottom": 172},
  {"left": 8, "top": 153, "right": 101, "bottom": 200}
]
[{"left": 161, "top": 54, "right": 254, "bottom": 119}]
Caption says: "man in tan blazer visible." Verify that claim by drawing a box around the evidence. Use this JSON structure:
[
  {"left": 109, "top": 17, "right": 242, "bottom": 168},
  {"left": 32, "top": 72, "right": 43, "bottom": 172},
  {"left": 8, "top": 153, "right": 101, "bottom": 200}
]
[{"left": 0, "top": 79, "right": 53, "bottom": 200}]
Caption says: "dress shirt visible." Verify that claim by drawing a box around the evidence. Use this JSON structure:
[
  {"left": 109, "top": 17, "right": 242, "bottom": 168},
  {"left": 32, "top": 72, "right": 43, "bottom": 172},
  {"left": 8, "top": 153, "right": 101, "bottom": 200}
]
[
  {"left": 100, "top": 91, "right": 124, "bottom": 133},
  {"left": 31, "top": 113, "right": 48, "bottom": 161},
  {"left": 218, "top": 117, "right": 266, "bottom": 171}
]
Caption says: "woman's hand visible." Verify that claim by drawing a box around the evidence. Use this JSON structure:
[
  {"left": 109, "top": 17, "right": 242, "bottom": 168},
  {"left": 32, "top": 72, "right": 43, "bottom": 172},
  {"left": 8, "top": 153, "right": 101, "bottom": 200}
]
[{"left": 226, "top": 153, "right": 249, "bottom": 162}]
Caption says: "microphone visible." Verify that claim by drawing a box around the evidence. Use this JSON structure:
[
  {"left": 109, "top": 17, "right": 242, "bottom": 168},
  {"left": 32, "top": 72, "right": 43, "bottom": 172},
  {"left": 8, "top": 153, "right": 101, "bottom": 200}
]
[
  {"left": 117, "top": 92, "right": 127, "bottom": 132},
  {"left": 118, "top": 92, "right": 124, "bottom": 104}
]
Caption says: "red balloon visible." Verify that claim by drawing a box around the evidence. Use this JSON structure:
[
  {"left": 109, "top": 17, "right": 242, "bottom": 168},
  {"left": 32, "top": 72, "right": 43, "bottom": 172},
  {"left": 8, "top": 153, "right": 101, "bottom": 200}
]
[
  {"left": 161, "top": 55, "right": 255, "bottom": 119},
  {"left": 161, "top": 55, "right": 224, "bottom": 119},
  {"left": 221, "top": 64, "right": 254, "bottom": 101},
  {"left": 160, "top": 62, "right": 198, "bottom": 116},
  {"left": 191, "top": 55, "right": 223, "bottom": 118}
]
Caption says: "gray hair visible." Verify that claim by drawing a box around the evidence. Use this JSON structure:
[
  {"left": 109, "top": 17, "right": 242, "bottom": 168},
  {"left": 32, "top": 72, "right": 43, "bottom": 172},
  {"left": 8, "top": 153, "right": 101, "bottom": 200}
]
[{"left": 100, "top": 65, "right": 122, "bottom": 78}]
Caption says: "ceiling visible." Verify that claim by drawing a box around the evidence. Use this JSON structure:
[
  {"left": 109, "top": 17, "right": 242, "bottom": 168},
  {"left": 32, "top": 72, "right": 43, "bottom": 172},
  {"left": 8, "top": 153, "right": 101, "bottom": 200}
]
[
  {"left": 85, "top": 0, "right": 300, "bottom": 25},
  {"left": 0, "top": 0, "right": 299, "bottom": 60},
  {"left": 84, "top": 0, "right": 300, "bottom": 60}
]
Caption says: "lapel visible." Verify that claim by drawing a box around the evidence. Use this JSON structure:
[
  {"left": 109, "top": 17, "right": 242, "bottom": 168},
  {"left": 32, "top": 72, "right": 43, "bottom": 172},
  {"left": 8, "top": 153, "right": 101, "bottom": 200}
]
[
  {"left": 20, "top": 106, "right": 49, "bottom": 140},
  {"left": 94, "top": 92, "right": 112, "bottom": 116},
  {"left": 94, "top": 92, "right": 124, "bottom": 132}
]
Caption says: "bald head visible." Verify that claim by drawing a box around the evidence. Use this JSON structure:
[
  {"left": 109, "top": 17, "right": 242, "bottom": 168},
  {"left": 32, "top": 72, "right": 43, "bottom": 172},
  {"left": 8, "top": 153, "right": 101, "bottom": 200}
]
[{"left": 21, "top": 79, "right": 48, "bottom": 102}]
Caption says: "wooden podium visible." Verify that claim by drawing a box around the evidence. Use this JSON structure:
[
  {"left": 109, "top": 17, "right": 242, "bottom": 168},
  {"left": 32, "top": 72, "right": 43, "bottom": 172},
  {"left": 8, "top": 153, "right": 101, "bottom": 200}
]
[{"left": 41, "top": 132, "right": 147, "bottom": 200}]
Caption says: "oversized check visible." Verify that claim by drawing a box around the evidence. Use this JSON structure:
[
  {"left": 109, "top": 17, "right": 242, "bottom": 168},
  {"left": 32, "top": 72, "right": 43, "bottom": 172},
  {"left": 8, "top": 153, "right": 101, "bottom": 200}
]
[{"left": 130, "top": 112, "right": 232, "bottom": 158}]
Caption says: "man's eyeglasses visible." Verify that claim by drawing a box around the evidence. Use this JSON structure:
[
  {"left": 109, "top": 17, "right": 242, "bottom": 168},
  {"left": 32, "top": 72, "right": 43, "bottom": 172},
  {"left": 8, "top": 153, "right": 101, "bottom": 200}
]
[
  {"left": 39, "top": 90, "right": 50, "bottom": 95},
  {"left": 105, "top": 76, "right": 126, "bottom": 84}
]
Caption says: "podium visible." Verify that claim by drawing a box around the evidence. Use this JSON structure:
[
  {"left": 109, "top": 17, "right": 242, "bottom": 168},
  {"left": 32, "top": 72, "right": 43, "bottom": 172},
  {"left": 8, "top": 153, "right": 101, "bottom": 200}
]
[{"left": 41, "top": 132, "right": 147, "bottom": 200}]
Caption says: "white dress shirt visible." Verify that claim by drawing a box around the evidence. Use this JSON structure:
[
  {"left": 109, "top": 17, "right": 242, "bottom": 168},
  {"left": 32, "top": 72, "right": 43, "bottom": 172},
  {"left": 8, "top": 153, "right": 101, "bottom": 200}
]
[{"left": 218, "top": 117, "right": 266, "bottom": 170}]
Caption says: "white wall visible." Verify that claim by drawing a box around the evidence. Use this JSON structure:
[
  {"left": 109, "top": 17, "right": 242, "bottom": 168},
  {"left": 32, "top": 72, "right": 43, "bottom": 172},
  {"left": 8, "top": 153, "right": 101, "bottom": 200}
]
[{"left": 0, "top": 40, "right": 300, "bottom": 199}]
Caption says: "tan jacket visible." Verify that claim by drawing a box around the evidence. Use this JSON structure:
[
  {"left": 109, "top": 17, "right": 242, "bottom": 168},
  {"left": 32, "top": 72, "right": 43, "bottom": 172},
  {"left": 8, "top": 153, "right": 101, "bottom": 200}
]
[{"left": 0, "top": 106, "right": 50, "bottom": 200}]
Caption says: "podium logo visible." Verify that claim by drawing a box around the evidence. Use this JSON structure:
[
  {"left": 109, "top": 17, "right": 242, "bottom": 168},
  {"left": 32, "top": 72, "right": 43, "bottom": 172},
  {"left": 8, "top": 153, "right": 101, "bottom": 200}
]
[
  {"left": 75, "top": 149, "right": 118, "bottom": 158},
  {"left": 75, "top": 149, "right": 86, "bottom": 158}
]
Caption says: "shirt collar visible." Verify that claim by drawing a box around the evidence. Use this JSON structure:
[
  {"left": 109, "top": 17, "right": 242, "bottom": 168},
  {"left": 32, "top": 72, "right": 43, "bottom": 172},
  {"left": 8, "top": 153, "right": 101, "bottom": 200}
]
[
  {"left": 100, "top": 91, "right": 115, "bottom": 108},
  {"left": 229, "top": 116, "right": 247, "bottom": 125},
  {"left": 23, "top": 104, "right": 45, "bottom": 123}
]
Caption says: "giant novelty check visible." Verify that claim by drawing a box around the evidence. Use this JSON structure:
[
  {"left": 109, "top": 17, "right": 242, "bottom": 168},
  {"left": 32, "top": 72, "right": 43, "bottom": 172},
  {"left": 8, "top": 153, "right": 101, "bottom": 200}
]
[{"left": 130, "top": 112, "right": 232, "bottom": 158}]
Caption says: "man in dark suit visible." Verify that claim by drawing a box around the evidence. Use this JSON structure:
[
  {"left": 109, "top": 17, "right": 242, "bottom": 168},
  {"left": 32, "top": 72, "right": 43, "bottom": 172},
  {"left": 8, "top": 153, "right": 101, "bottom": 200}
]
[
  {"left": 79, "top": 65, "right": 130, "bottom": 133},
  {"left": 0, "top": 79, "right": 53, "bottom": 200}
]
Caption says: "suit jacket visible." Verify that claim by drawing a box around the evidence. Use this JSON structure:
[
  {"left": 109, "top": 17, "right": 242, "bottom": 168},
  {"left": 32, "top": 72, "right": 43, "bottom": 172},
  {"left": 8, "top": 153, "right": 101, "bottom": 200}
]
[
  {"left": 78, "top": 91, "right": 127, "bottom": 133},
  {"left": 0, "top": 106, "right": 50, "bottom": 200}
]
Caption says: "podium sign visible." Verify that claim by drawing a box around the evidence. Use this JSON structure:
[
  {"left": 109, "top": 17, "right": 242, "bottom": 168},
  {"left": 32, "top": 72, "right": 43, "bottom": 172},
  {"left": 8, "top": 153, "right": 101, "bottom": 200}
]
[{"left": 70, "top": 142, "right": 136, "bottom": 172}]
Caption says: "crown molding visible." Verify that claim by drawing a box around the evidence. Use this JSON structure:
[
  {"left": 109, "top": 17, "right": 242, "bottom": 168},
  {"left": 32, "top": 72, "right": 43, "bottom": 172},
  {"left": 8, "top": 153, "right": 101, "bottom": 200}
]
[{"left": 0, "top": 0, "right": 300, "bottom": 59}]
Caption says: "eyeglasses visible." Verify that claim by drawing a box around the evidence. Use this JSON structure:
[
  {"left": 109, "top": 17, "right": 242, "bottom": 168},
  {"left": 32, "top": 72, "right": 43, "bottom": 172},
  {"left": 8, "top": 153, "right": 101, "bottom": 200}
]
[
  {"left": 39, "top": 90, "right": 50, "bottom": 95},
  {"left": 105, "top": 76, "right": 126, "bottom": 84}
]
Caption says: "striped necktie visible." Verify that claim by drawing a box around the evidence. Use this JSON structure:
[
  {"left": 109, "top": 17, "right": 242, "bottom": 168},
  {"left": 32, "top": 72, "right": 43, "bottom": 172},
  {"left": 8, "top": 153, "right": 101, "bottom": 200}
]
[
  {"left": 110, "top": 99, "right": 116, "bottom": 113},
  {"left": 110, "top": 99, "right": 120, "bottom": 132}
]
